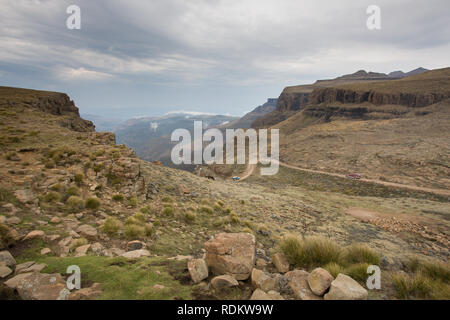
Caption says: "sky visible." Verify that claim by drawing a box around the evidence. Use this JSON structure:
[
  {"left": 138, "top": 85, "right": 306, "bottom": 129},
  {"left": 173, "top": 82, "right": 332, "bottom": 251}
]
[{"left": 0, "top": 0, "right": 449, "bottom": 119}]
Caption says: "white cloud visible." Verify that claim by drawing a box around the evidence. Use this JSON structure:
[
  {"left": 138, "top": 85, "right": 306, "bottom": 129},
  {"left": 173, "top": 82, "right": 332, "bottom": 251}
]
[{"left": 55, "top": 67, "right": 113, "bottom": 81}]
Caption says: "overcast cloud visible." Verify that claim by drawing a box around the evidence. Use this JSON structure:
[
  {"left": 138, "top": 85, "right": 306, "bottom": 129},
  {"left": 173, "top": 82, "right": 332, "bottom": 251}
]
[{"left": 0, "top": 0, "right": 449, "bottom": 118}]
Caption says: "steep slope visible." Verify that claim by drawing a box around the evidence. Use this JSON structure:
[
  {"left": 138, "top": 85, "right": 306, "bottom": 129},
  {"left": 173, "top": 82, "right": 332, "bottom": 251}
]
[{"left": 219, "top": 98, "right": 277, "bottom": 130}]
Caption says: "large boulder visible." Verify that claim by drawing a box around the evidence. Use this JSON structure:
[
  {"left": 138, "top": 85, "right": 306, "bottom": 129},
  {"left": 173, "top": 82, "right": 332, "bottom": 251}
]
[
  {"left": 6, "top": 272, "right": 70, "bottom": 300},
  {"left": 204, "top": 233, "right": 256, "bottom": 280},
  {"left": 77, "top": 225, "right": 97, "bottom": 239},
  {"left": 250, "top": 288, "right": 272, "bottom": 300},
  {"left": 285, "top": 270, "right": 321, "bottom": 300},
  {"left": 324, "top": 274, "right": 368, "bottom": 300},
  {"left": 188, "top": 259, "right": 209, "bottom": 284},
  {"left": 308, "top": 268, "right": 334, "bottom": 296}
]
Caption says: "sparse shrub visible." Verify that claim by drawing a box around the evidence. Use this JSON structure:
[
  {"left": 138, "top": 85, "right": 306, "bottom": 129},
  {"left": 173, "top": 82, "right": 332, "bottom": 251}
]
[
  {"left": 93, "top": 163, "right": 103, "bottom": 173},
  {"left": 161, "top": 196, "right": 172, "bottom": 203},
  {"left": 224, "top": 208, "right": 232, "bottom": 214},
  {"left": 112, "top": 194, "right": 124, "bottom": 202},
  {"left": 162, "top": 206, "right": 174, "bottom": 216},
  {"left": 44, "top": 160, "right": 55, "bottom": 169},
  {"left": 102, "top": 217, "right": 121, "bottom": 236},
  {"left": 213, "top": 204, "right": 222, "bottom": 212},
  {"left": 279, "top": 235, "right": 342, "bottom": 268},
  {"left": 124, "top": 224, "right": 145, "bottom": 239},
  {"left": 339, "top": 244, "right": 380, "bottom": 266},
  {"left": 217, "top": 200, "right": 224, "bottom": 207},
  {"left": 229, "top": 212, "right": 240, "bottom": 224},
  {"left": 125, "top": 216, "right": 139, "bottom": 225},
  {"left": 200, "top": 199, "right": 210, "bottom": 205},
  {"left": 74, "top": 173, "right": 84, "bottom": 186},
  {"left": 184, "top": 211, "right": 196, "bottom": 223},
  {"left": 133, "top": 212, "right": 146, "bottom": 223},
  {"left": 144, "top": 223, "right": 154, "bottom": 237},
  {"left": 66, "top": 196, "right": 84, "bottom": 211},
  {"left": 128, "top": 197, "right": 138, "bottom": 207},
  {"left": 85, "top": 197, "right": 101, "bottom": 210},
  {"left": 43, "top": 191, "right": 61, "bottom": 203},
  {"left": 324, "top": 262, "right": 344, "bottom": 278},
  {"left": 200, "top": 206, "right": 213, "bottom": 214},
  {"left": 50, "top": 183, "right": 63, "bottom": 192},
  {"left": 139, "top": 206, "right": 150, "bottom": 214},
  {"left": 343, "top": 263, "right": 370, "bottom": 283},
  {"left": 241, "top": 227, "right": 254, "bottom": 234},
  {"left": 65, "top": 186, "right": 80, "bottom": 197},
  {"left": 212, "top": 217, "right": 226, "bottom": 228},
  {"left": 153, "top": 219, "right": 161, "bottom": 227}
]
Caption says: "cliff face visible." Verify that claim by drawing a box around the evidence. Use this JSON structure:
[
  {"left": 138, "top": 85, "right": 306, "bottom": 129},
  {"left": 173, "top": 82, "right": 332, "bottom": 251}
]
[
  {"left": 0, "top": 87, "right": 95, "bottom": 132},
  {"left": 309, "top": 88, "right": 449, "bottom": 108},
  {"left": 276, "top": 90, "right": 311, "bottom": 112}
]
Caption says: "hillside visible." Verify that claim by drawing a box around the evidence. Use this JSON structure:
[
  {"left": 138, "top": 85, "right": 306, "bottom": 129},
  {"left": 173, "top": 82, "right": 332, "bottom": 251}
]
[
  {"left": 0, "top": 87, "right": 449, "bottom": 300},
  {"left": 260, "top": 68, "right": 450, "bottom": 190}
]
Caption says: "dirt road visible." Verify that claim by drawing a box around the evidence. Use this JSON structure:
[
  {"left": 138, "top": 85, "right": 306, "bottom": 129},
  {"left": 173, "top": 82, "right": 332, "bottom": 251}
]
[{"left": 241, "top": 159, "right": 450, "bottom": 197}]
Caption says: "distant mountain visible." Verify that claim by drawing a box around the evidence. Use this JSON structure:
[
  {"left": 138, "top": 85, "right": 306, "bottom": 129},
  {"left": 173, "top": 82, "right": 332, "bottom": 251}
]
[
  {"left": 388, "top": 67, "right": 429, "bottom": 78},
  {"left": 218, "top": 98, "right": 277, "bottom": 129},
  {"left": 115, "top": 113, "right": 238, "bottom": 169}
]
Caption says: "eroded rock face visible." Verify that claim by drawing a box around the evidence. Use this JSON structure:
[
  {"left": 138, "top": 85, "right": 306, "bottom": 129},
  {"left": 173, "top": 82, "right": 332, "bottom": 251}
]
[
  {"left": 204, "top": 233, "right": 256, "bottom": 280},
  {"left": 324, "top": 274, "right": 368, "bottom": 300},
  {"left": 308, "top": 268, "right": 334, "bottom": 296}
]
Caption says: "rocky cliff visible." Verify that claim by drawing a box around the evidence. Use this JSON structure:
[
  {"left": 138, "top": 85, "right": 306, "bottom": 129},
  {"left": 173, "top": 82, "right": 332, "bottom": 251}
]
[{"left": 309, "top": 88, "right": 449, "bottom": 108}]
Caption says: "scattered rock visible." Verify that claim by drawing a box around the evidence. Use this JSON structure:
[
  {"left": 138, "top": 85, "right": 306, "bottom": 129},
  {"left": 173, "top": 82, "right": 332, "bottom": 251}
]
[
  {"left": 285, "top": 270, "right": 321, "bottom": 300},
  {"left": 69, "top": 283, "right": 102, "bottom": 300},
  {"left": 308, "top": 268, "right": 334, "bottom": 296},
  {"left": 91, "top": 242, "right": 104, "bottom": 255},
  {"left": 250, "top": 288, "right": 272, "bottom": 300},
  {"left": 188, "top": 259, "right": 209, "bottom": 284},
  {"left": 6, "top": 217, "right": 21, "bottom": 225},
  {"left": 16, "top": 263, "right": 47, "bottom": 275},
  {"left": 267, "top": 290, "right": 285, "bottom": 300},
  {"left": 126, "top": 240, "right": 145, "bottom": 251},
  {"left": 0, "top": 250, "right": 16, "bottom": 268},
  {"left": 76, "top": 225, "right": 97, "bottom": 239},
  {"left": 23, "top": 230, "right": 45, "bottom": 241},
  {"left": 15, "top": 261, "right": 36, "bottom": 274},
  {"left": 211, "top": 275, "right": 239, "bottom": 290},
  {"left": 204, "top": 233, "right": 256, "bottom": 280},
  {"left": 324, "top": 274, "right": 368, "bottom": 300},
  {"left": 121, "top": 249, "right": 150, "bottom": 259},
  {"left": 74, "top": 244, "right": 91, "bottom": 257},
  {"left": 0, "top": 264, "right": 12, "bottom": 278},
  {"left": 50, "top": 217, "right": 61, "bottom": 224},
  {"left": 41, "top": 248, "right": 51, "bottom": 255},
  {"left": 271, "top": 253, "right": 289, "bottom": 273},
  {"left": 152, "top": 284, "right": 166, "bottom": 290}
]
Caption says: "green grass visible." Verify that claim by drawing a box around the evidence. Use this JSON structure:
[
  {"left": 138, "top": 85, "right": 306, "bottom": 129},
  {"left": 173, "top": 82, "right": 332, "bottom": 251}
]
[
  {"left": 279, "top": 235, "right": 342, "bottom": 268},
  {"left": 17, "top": 255, "right": 192, "bottom": 300},
  {"left": 339, "top": 244, "right": 380, "bottom": 266}
]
